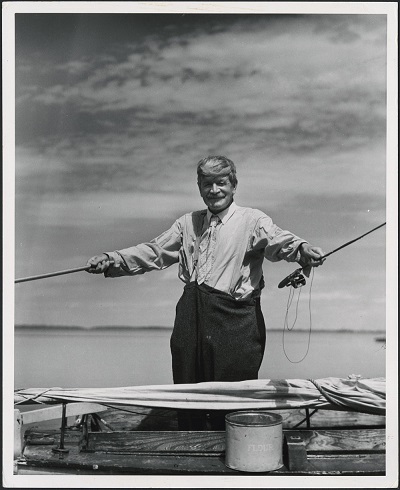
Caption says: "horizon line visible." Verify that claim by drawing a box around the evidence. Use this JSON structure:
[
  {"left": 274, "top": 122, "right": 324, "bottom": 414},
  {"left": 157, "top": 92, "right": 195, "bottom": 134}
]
[{"left": 14, "top": 324, "right": 387, "bottom": 334}]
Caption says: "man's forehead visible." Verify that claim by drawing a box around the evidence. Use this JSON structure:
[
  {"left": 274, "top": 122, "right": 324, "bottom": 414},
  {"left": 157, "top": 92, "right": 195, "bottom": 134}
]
[
  {"left": 199, "top": 163, "right": 231, "bottom": 178},
  {"left": 200, "top": 171, "right": 231, "bottom": 183}
]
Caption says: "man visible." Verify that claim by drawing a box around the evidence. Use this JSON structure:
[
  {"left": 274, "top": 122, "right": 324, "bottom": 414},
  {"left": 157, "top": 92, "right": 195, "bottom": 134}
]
[{"left": 87, "top": 156, "right": 324, "bottom": 429}]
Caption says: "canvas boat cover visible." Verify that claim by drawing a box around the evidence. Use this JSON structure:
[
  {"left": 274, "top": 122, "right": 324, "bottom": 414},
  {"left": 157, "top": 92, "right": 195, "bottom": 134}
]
[{"left": 14, "top": 376, "right": 385, "bottom": 415}]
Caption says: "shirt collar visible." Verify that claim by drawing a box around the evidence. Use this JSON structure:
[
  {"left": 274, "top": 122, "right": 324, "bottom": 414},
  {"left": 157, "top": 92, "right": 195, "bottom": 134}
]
[{"left": 206, "top": 201, "right": 237, "bottom": 225}]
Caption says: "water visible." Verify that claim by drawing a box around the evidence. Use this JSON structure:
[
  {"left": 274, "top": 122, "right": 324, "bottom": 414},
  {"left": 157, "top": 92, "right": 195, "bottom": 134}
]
[{"left": 14, "top": 327, "right": 385, "bottom": 390}]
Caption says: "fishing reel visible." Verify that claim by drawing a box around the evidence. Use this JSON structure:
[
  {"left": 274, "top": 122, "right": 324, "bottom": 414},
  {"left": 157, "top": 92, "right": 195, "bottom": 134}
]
[{"left": 278, "top": 268, "right": 306, "bottom": 289}]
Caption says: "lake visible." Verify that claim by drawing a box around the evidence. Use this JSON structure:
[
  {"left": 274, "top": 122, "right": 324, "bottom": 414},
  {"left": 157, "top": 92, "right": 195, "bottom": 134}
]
[{"left": 14, "top": 326, "right": 386, "bottom": 390}]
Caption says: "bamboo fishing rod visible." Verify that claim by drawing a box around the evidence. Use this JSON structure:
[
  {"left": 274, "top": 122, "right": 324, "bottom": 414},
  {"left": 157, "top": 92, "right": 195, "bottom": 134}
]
[
  {"left": 15, "top": 260, "right": 114, "bottom": 284},
  {"left": 278, "top": 222, "right": 386, "bottom": 289},
  {"left": 15, "top": 222, "right": 386, "bottom": 285},
  {"left": 317, "top": 222, "right": 386, "bottom": 261},
  {"left": 15, "top": 266, "right": 92, "bottom": 284}
]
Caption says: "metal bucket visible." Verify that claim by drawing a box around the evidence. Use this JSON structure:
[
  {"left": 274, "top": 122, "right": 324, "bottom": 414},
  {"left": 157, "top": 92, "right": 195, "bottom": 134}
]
[{"left": 225, "top": 411, "right": 283, "bottom": 472}]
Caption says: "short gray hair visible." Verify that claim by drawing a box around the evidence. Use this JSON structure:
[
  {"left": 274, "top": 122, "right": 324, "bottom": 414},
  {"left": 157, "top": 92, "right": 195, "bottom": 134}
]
[{"left": 197, "top": 156, "right": 238, "bottom": 187}]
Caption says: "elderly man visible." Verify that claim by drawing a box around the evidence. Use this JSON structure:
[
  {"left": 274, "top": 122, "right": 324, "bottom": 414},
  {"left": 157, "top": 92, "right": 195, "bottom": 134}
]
[{"left": 87, "top": 155, "right": 324, "bottom": 429}]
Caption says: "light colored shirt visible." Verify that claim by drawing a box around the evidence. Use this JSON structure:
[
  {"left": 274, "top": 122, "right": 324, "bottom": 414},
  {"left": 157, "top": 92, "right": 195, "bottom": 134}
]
[{"left": 105, "top": 202, "right": 307, "bottom": 300}]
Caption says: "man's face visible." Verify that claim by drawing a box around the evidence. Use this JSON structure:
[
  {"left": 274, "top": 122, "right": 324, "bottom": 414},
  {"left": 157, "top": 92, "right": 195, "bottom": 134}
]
[{"left": 198, "top": 172, "right": 236, "bottom": 214}]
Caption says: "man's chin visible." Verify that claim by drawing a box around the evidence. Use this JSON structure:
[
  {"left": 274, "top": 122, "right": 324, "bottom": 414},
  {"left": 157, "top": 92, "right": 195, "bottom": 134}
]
[{"left": 207, "top": 201, "right": 229, "bottom": 213}]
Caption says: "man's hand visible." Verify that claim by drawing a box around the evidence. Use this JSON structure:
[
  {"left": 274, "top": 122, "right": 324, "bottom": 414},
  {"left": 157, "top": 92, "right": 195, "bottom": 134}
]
[
  {"left": 86, "top": 254, "right": 112, "bottom": 274},
  {"left": 299, "top": 243, "right": 325, "bottom": 267}
]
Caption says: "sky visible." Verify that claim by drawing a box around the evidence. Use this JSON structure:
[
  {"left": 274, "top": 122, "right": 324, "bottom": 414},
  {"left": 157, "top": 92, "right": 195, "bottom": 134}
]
[{"left": 11, "top": 10, "right": 392, "bottom": 332}]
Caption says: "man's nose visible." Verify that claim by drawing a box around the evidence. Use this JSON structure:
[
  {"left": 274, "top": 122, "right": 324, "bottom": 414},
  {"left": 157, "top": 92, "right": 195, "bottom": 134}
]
[{"left": 210, "top": 183, "right": 219, "bottom": 193}]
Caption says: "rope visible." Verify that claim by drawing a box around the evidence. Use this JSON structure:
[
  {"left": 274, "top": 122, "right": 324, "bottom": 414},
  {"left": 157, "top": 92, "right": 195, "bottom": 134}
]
[
  {"left": 308, "top": 378, "right": 347, "bottom": 411},
  {"left": 14, "top": 388, "right": 56, "bottom": 405},
  {"left": 291, "top": 408, "right": 319, "bottom": 429}
]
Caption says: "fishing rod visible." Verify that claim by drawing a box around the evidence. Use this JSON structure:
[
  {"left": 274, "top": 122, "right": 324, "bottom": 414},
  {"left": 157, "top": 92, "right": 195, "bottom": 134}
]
[
  {"left": 15, "top": 260, "right": 114, "bottom": 284},
  {"left": 15, "top": 222, "right": 386, "bottom": 285},
  {"left": 278, "top": 222, "right": 386, "bottom": 289}
]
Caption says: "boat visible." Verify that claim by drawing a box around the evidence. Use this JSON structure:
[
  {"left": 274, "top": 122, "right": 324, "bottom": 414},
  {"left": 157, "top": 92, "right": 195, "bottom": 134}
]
[{"left": 13, "top": 377, "right": 386, "bottom": 476}]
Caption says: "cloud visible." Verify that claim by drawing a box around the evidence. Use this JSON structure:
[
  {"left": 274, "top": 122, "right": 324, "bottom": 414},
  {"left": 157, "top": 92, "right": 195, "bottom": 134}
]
[
  {"left": 16, "top": 14, "right": 386, "bottom": 121},
  {"left": 12, "top": 13, "right": 389, "bottom": 331},
  {"left": 15, "top": 14, "right": 386, "bottom": 208}
]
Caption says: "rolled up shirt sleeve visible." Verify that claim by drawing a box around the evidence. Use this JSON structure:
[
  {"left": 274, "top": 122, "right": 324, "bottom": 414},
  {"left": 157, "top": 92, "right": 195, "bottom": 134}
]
[
  {"left": 253, "top": 215, "right": 307, "bottom": 263},
  {"left": 104, "top": 220, "right": 182, "bottom": 278}
]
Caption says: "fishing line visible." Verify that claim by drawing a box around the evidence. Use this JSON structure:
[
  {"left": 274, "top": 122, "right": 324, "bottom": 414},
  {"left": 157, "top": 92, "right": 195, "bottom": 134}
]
[
  {"left": 278, "top": 222, "right": 385, "bottom": 363},
  {"left": 284, "top": 284, "right": 302, "bottom": 331},
  {"left": 282, "top": 267, "right": 315, "bottom": 363}
]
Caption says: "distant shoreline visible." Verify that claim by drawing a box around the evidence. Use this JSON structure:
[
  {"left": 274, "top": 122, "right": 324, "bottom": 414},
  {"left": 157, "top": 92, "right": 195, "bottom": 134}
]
[{"left": 14, "top": 324, "right": 386, "bottom": 334}]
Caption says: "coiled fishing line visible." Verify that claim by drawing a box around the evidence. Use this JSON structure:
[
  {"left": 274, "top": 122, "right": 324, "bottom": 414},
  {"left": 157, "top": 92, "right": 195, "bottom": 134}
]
[{"left": 282, "top": 267, "right": 315, "bottom": 363}]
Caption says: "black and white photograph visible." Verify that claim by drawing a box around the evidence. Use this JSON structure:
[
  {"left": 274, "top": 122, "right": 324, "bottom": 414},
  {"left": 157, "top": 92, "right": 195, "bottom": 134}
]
[{"left": 3, "top": 1, "right": 398, "bottom": 488}]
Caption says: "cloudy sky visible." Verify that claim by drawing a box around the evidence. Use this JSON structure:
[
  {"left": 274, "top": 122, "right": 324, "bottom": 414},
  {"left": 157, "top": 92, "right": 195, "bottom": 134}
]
[{"left": 11, "top": 10, "right": 392, "bottom": 331}]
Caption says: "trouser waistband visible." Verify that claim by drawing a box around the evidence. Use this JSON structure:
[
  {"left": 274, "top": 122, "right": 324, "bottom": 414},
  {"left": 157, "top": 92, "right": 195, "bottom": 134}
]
[{"left": 184, "top": 281, "right": 258, "bottom": 306}]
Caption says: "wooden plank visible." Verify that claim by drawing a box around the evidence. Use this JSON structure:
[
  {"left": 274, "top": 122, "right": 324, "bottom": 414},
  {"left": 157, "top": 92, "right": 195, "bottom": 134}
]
[
  {"left": 99, "top": 406, "right": 385, "bottom": 432},
  {"left": 298, "top": 428, "right": 385, "bottom": 452},
  {"left": 300, "top": 410, "right": 385, "bottom": 429},
  {"left": 87, "top": 431, "right": 225, "bottom": 454},
  {"left": 19, "top": 421, "right": 386, "bottom": 476},
  {"left": 14, "top": 410, "right": 23, "bottom": 459},
  {"left": 21, "top": 444, "right": 385, "bottom": 475},
  {"left": 85, "top": 428, "right": 385, "bottom": 454},
  {"left": 16, "top": 465, "right": 100, "bottom": 476},
  {"left": 20, "top": 403, "right": 107, "bottom": 425},
  {"left": 22, "top": 445, "right": 235, "bottom": 474},
  {"left": 274, "top": 408, "right": 385, "bottom": 429},
  {"left": 24, "top": 428, "right": 82, "bottom": 446},
  {"left": 99, "top": 407, "right": 178, "bottom": 431},
  {"left": 299, "top": 453, "right": 385, "bottom": 474}
]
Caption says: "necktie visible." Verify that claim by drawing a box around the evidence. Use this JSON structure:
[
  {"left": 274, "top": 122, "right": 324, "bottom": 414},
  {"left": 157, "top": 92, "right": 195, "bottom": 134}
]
[{"left": 197, "top": 215, "right": 219, "bottom": 284}]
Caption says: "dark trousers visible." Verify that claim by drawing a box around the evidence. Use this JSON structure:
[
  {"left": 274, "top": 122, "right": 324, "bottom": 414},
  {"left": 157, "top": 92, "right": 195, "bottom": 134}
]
[{"left": 170, "top": 282, "right": 266, "bottom": 430}]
